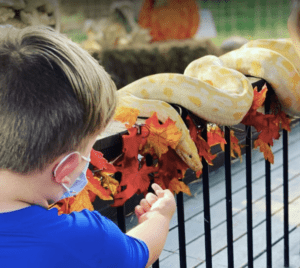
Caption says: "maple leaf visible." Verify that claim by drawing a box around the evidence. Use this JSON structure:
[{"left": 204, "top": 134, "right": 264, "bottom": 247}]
[
  {"left": 86, "top": 178, "right": 113, "bottom": 201},
  {"left": 169, "top": 178, "right": 192, "bottom": 196},
  {"left": 254, "top": 138, "right": 274, "bottom": 164},
  {"left": 196, "top": 169, "right": 203, "bottom": 178},
  {"left": 155, "top": 147, "right": 190, "bottom": 189},
  {"left": 207, "top": 125, "right": 226, "bottom": 148},
  {"left": 242, "top": 84, "right": 281, "bottom": 146},
  {"left": 69, "top": 188, "right": 94, "bottom": 213},
  {"left": 86, "top": 169, "right": 113, "bottom": 200},
  {"left": 270, "top": 99, "right": 291, "bottom": 132},
  {"left": 90, "top": 149, "right": 116, "bottom": 173},
  {"left": 197, "top": 135, "right": 217, "bottom": 165},
  {"left": 50, "top": 196, "right": 75, "bottom": 215},
  {"left": 277, "top": 111, "right": 291, "bottom": 132},
  {"left": 113, "top": 106, "right": 140, "bottom": 128},
  {"left": 230, "top": 130, "right": 243, "bottom": 162},
  {"left": 122, "top": 126, "right": 149, "bottom": 159},
  {"left": 184, "top": 115, "right": 216, "bottom": 166},
  {"left": 101, "top": 174, "right": 119, "bottom": 196},
  {"left": 88, "top": 191, "right": 97, "bottom": 203},
  {"left": 252, "top": 84, "right": 267, "bottom": 111},
  {"left": 256, "top": 115, "right": 280, "bottom": 146},
  {"left": 112, "top": 157, "right": 158, "bottom": 207},
  {"left": 145, "top": 112, "right": 182, "bottom": 158}
]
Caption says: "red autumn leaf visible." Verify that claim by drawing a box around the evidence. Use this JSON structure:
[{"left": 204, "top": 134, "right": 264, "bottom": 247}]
[
  {"left": 155, "top": 148, "right": 190, "bottom": 189},
  {"left": 90, "top": 148, "right": 116, "bottom": 173},
  {"left": 145, "top": 112, "right": 182, "bottom": 158},
  {"left": 242, "top": 84, "right": 281, "bottom": 152},
  {"left": 185, "top": 115, "right": 216, "bottom": 166},
  {"left": 256, "top": 116, "right": 280, "bottom": 146},
  {"left": 207, "top": 125, "right": 226, "bottom": 148},
  {"left": 88, "top": 191, "right": 97, "bottom": 203},
  {"left": 122, "top": 125, "right": 149, "bottom": 159},
  {"left": 277, "top": 111, "right": 291, "bottom": 132},
  {"left": 271, "top": 99, "right": 291, "bottom": 132},
  {"left": 112, "top": 156, "right": 158, "bottom": 207},
  {"left": 196, "top": 169, "right": 203, "bottom": 178}
]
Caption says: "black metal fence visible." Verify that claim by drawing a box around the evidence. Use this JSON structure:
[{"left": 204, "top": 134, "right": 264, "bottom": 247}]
[{"left": 96, "top": 78, "right": 294, "bottom": 268}]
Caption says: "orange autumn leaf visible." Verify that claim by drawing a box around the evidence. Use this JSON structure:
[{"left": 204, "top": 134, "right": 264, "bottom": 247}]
[
  {"left": 140, "top": 142, "right": 156, "bottom": 156},
  {"left": 49, "top": 196, "right": 75, "bottom": 215},
  {"left": 145, "top": 112, "right": 182, "bottom": 158},
  {"left": 69, "top": 188, "right": 94, "bottom": 213},
  {"left": 169, "top": 178, "right": 192, "bottom": 196},
  {"left": 254, "top": 138, "right": 274, "bottom": 164},
  {"left": 87, "top": 169, "right": 113, "bottom": 200},
  {"left": 113, "top": 106, "right": 140, "bottom": 128},
  {"left": 230, "top": 130, "right": 243, "bottom": 162},
  {"left": 101, "top": 174, "right": 119, "bottom": 196},
  {"left": 252, "top": 84, "right": 267, "bottom": 111},
  {"left": 86, "top": 178, "right": 113, "bottom": 201}
]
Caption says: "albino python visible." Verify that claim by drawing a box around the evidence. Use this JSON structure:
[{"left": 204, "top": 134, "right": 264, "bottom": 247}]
[{"left": 116, "top": 37, "right": 300, "bottom": 172}]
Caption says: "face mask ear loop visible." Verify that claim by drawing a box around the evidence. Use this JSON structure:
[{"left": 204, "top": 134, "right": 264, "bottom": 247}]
[
  {"left": 81, "top": 155, "right": 91, "bottom": 162},
  {"left": 62, "top": 183, "right": 77, "bottom": 195}
]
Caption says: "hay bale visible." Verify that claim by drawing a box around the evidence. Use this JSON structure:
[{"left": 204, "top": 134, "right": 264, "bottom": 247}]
[{"left": 100, "top": 38, "right": 222, "bottom": 89}]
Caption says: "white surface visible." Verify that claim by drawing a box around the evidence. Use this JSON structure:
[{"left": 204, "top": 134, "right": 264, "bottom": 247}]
[{"left": 194, "top": 9, "right": 217, "bottom": 39}]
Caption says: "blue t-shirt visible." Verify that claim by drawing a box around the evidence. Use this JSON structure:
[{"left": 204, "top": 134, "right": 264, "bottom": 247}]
[{"left": 0, "top": 205, "right": 149, "bottom": 268}]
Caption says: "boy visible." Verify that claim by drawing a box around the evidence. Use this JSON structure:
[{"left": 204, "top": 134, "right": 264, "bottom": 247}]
[{"left": 0, "top": 25, "right": 176, "bottom": 268}]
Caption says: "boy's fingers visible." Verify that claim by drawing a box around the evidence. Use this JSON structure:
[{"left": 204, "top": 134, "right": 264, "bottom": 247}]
[
  {"left": 140, "top": 199, "right": 151, "bottom": 212},
  {"left": 145, "top": 192, "right": 158, "bottom": 206},
  {"left": 135, "top": 205, "right": 144, "bottom": 217},
  {"left": 151, "top": 183, "right": 164, "bottom": 197}
]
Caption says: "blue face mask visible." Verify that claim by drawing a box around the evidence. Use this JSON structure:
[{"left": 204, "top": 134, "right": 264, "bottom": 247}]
[{"left": 56, "top": 152, "right": 91, "bottom": 200}]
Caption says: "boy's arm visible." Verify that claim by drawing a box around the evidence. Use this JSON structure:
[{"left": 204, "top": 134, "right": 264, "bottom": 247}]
[{"left": 127, "top": 184, "right": 176, "bottom": 268}]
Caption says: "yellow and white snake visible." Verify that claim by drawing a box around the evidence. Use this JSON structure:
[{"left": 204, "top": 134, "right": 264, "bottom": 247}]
[{"left": 115, "top": 37, "right": 300, "bottom": 172}]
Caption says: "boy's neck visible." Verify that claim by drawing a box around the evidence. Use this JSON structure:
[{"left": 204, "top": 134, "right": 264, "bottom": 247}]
[{"left": 0, "top": 201, "right": 32, "bottom": 213}]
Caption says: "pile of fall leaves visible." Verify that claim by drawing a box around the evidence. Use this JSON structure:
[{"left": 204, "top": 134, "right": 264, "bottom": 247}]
[{"left": 51, "top": 84, "right": 291, "bottom": 215}]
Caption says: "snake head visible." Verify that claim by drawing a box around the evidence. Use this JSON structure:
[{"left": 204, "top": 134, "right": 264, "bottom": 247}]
[{"left": 175, "top": 139, "right": 203, "bottom": 172}]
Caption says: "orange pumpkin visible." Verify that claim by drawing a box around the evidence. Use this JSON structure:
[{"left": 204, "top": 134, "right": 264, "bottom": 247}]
[{"left": 138, "top": 0, "right": 200, "bottom": 42}]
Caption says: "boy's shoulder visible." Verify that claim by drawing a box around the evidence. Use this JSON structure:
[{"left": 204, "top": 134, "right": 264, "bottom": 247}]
[{"left": 0, "top": 205, "right": 149, "bottom": 268}]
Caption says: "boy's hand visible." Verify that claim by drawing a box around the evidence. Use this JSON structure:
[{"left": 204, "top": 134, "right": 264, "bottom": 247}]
[{"left": 134, "top": 183, "right": 176, "bottom": 224}]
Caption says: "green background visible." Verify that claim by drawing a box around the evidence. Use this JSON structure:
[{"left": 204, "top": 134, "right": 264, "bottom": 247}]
[{"left": 198, "top": 0, "right": 292, "bottom": 46}]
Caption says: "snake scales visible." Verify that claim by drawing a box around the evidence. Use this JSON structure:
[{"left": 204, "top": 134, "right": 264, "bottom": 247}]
[{"left": 116, "top": 38, "right": 300, "bottom": 172}]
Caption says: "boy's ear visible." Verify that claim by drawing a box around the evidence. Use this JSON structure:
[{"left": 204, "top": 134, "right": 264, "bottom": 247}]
[{"left": 52, "top": 153, "right": 80, "bottom": 184}]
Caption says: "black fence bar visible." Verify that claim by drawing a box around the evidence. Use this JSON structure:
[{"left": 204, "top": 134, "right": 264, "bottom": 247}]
[
  {"left": 283, "top": 129, "right": 289, "bottom": 267},
  {"left": 177, "top": 192, "right": 187, "bottom": 268},
  {"left": 201, "top": 125, "right": 213, "bottom": 268},
  {"left": 117, "top": 206, "right": 126, "bottom": 233},
  {"left": 245, "top": 126, "right": 254, "bottom": 268},
  {"left": 224, "top": 126, "right": 234, "bottom": 267},
  {"left": 265, "top": 92, "right": 272, "bottom": 268},
  {"left": 152, "top": 259, "right": 159, "bottom": 268}
]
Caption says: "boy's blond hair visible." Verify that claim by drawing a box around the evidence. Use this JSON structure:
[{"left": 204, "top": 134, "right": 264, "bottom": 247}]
[{"left": 0, "top": 25, "right": 117, "bottom": 175}]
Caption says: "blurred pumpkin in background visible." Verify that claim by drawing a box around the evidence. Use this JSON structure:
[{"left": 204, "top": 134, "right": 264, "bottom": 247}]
[{"left": 138, "top": 0, "right": 200, "bottom": 42}]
